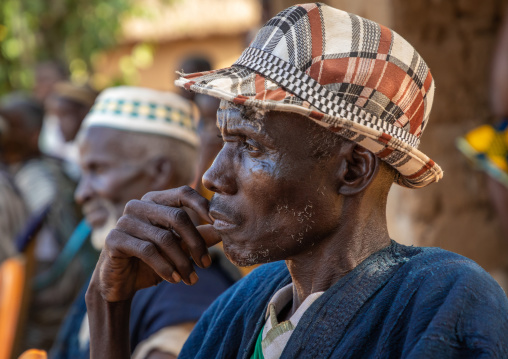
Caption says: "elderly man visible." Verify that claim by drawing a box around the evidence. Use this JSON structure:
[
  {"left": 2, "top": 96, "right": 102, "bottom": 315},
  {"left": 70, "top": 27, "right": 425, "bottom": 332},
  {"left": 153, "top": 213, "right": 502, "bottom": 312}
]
[
  {"left": 50, "top": 87, "right": 236, "bottom": 359},
  {"left": 87, "top": 4, "right": 508, "bottom": 359}
]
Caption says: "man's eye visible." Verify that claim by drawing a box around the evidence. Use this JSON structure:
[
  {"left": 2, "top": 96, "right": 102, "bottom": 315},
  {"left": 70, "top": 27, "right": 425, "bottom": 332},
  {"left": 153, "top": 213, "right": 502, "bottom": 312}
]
[
  {"left": 90, "top": 164, "right": 107, "bottom": 174},
  {"left": 245, "top": 141, "right": 261, "bottom": 153}
]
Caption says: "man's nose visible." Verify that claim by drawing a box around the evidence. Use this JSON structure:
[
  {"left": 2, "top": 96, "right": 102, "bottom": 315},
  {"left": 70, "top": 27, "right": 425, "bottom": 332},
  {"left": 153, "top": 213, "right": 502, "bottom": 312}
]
[
  {"left": 74, "top": 175, "right": 94, "bottom": 205},
  {"left": 202, "top": 147, "right": 238, "bottom": 195}
]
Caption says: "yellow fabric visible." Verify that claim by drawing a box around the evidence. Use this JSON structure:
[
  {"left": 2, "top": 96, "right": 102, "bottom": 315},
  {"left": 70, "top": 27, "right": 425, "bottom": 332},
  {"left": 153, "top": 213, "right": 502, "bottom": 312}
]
[
  {"left": 0, "top": 256, "right": 26, "bottom": 359},
  {"left": 463, "top": 122, "right": 508, "bottom": 173},
  {"left": 464, "top": 125, "right": 495, "bottom": 153},
  {"left": 18, "top": 350, "right": 47, "bottom": 359}
]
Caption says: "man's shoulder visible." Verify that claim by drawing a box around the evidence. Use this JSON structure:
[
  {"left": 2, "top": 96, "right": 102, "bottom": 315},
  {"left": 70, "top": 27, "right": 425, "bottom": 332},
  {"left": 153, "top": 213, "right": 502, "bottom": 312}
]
[
  {"left": 404, "top": 245, "right": 490, "bottom": 277},
  {"left": 396, "top": 244, "right": 505, "bottom": 299}
]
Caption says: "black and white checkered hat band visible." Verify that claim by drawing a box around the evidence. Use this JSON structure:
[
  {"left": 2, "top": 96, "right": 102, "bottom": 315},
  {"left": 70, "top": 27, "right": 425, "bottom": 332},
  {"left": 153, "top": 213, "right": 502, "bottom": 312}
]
[{"left": 234, "top": 47, "right": 420, "bottom": 149}]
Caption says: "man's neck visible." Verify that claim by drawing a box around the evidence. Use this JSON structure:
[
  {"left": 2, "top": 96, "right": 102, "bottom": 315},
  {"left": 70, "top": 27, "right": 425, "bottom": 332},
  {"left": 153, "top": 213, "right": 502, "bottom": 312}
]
[{"left": 283, "top": 198, "right": 391, "bottom": 321}]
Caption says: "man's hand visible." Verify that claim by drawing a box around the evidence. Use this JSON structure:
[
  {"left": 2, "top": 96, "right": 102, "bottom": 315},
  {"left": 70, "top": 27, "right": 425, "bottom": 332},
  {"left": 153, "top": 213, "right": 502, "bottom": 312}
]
[{"left": 92, "top": 186, "right": 222, "bottom": 303}]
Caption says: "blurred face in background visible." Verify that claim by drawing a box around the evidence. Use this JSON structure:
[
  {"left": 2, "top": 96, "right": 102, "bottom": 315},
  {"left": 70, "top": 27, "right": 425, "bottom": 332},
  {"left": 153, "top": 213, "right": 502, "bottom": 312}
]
[
  {"left": 0, "top": 108, "right": 40, "bottom": 164},
  {"left": 75, "top": 127, "right": 156, "bottom": 249},
  {"left": 53, "top": 97, "right": 90, "bottom": 142},
  {"left": 33, "top": 63, "right": 66, "bottom": 105}
]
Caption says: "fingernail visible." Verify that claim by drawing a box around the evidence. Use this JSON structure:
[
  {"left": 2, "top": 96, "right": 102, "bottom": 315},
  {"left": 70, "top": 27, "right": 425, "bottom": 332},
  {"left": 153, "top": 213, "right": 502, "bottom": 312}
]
[
  {"left": 189, "top": 272, "right": 199, "bottom": 285},
  {"left": 172, "top": 272, "right": 182, "bottom": 283},
  {"left": 201, "top": 254, "right": 212, "bottom": 268}
]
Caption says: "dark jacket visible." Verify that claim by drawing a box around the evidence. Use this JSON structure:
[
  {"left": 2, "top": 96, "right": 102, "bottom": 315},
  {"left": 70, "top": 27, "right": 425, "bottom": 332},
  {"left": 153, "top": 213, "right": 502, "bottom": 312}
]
[{"left": 180, "top": 241, "right": 508, "bottom": 358}]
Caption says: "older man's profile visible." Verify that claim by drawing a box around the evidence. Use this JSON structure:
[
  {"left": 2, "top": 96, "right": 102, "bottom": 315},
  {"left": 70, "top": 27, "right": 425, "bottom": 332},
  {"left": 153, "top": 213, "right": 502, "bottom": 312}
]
[{"left": 86, "top": 3, "right": 508, "bottom": 359}]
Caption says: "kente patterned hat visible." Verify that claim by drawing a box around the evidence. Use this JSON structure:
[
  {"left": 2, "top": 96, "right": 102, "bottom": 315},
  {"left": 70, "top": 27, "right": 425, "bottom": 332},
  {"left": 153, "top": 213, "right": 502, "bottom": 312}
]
[
  {"left": 82, "top": 86, "right": 198, "bottom": 147},
  {"left": 175, "top": 3, "right": 442, "bottom": 188}
]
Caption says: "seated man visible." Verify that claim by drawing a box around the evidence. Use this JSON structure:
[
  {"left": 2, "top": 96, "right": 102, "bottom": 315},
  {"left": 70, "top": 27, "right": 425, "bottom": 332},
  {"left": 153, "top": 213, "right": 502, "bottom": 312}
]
[
  {"left": 50, "top": 86, "right": 236, "bottom": 359},
  {"left": 0, "top": 94, "right": 85, "bottom": 351},
  {"left": 86, "top": 4, "right": 508, "bottom": 359},
  {"left": 0, "top": 166, "right": 28, "bottom": 262}
]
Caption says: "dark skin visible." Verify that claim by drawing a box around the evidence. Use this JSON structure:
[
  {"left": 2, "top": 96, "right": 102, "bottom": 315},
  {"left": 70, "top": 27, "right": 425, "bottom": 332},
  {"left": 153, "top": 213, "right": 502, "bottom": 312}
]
[
  {"left": 75, "top": 127, "right": 179, "bottom": 228},
  {"left": 0, "top": 108, "right": 40, "bottom": 165},
  {"left": 86, "top": 105, "right": 393, "bottom": 358},
  {"left": 53, "top": 97, "right": 90, "bottom": 142},
  {"left": 191, "top": 94, "right": 222, "bottom": 197},
  {"left": 33, "top": 63, "right": 66, "bottom": 104},
  {"left": 77, "top": 127, "right": 187, "bottom": 359}
]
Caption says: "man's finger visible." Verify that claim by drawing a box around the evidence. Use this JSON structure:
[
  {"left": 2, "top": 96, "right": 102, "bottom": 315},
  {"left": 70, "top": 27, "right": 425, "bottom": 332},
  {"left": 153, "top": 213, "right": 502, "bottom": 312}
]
[
  {"left": 116, "top": 216, "right": 198, "bottom": 284},
  {"left": 106, "top": 229, "right": 180, "bottom": 284},
  {"left": 141, "top": 186, "right": 212, "bottom": 224},
  {"left": 196, "top": 224, "right": 222, "bottom": 247},
  {"left": 123, "top": 200, "right": 210, "bottom": 269}
]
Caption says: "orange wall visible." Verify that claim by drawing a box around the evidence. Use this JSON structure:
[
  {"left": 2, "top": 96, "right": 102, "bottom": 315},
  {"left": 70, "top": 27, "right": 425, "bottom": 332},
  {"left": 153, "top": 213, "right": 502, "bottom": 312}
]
[{"left": 94, "top": 33, "right": 248, "bottom": 92}]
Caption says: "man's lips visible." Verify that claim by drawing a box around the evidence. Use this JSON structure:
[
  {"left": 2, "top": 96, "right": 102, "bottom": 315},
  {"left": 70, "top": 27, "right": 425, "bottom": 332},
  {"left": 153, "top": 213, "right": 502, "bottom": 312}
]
[
  {"left": 209, "top": 209, "right": 238, "bottom": 231},
  {"left": 83, "top": 207, "right": 108, "bottom": 228}
]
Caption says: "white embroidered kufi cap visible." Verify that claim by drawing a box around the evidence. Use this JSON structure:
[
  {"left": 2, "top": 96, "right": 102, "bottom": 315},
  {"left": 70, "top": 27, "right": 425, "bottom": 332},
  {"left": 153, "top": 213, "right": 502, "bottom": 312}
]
[{"left": 82, "top": 86, "right": 198, "bottom": 147}]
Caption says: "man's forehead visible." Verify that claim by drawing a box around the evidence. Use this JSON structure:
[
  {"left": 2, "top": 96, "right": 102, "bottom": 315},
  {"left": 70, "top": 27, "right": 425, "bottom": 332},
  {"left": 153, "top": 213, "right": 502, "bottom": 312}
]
[
  {"left": 78, "top": 127, "right": 126, "bottom": 155},
  {"left": 216, "top": 101, "right": 267, "bottom": 134}
]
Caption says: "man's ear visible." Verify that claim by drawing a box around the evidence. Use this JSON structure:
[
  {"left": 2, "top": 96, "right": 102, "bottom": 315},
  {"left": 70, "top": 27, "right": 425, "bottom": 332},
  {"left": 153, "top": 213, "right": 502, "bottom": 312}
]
[
  {"left": 336, "top": 144, "right": 379, "bottom": 196},
  {"left": 146, "top": 156, "right": 174, "bottom": 191}
]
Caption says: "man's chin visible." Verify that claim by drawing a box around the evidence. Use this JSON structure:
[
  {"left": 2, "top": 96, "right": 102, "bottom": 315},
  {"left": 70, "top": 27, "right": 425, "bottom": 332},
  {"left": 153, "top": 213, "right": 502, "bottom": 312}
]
[
  {"left": 222, "top": 242, "right": 274, "bottom": 267},
  {"left": 90, "top": 218, "right": 118, "bottom": 251}
]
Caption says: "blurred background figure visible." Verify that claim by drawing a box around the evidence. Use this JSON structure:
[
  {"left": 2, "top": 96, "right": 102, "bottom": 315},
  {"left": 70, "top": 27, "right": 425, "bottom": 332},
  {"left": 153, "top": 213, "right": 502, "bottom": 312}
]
[
  {"left": 0, "top": 168, "right": 27, "bottom": 262},
  {"left": 0, "top": 93, "right": 93, "bottom": 353},
  {"left": 33, "top": 62, "right": 69, "bottom": 106},
  {"left": 51, "top": 86, "right": 236, "bottom": 359},
  {"left": 0, "top": 97, "right": 30, "bottom": 261},
  {"left": 51, "top": 82, "right": 98, "bottom": 180},
  {"left": 0, "top": 162, "right": 28, "bottom": 262},
  {"left": 488, "top": 8, "right": 508, "bottom": 240},
  {"left": 177, "top": 55, "right": 222, "bottom": 198},
  {"left": 33, "top": 62, "right": 70, "bottom": 160},
  {"left": 457, "top": 7, "right": 508, "bottom": 286},
  {"left": 0, "top": 94, "right": 59, "bottom": 216}
]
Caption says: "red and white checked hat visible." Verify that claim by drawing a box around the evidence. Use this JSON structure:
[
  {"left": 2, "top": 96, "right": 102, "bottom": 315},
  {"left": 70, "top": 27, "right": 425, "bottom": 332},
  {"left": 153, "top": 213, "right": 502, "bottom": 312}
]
[{"left": 175, "top": 3, "right": 442, "bottom": 188}]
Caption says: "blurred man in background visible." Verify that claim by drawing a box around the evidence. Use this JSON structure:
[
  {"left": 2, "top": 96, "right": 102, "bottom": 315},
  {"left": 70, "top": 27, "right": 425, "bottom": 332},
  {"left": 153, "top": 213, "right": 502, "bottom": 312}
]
[
  {"left": 51, "top": 82, "right": 97, "bottom": 179},
  {"left": 177, "top": 55, "right": 223, "bottom": 197},
  {"left": 50, "top": 87, "right": 236, "bottom": 359},
  {"left": 34, "top": 62, "right": 70, "bottom": 159},
  {"left": 0, "top": 107, "right": 27, "bottom": 261},
  {"left": 0, "top": 93, "right": 89, "bottom": 352}
]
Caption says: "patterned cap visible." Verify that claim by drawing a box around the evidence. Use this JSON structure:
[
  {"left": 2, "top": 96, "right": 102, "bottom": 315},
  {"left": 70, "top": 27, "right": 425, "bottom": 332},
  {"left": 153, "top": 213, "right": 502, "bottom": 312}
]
[
  {"left": 175, "top": 3, "right": 442, "bottom": 188},
  {"left": 82, "top": 86, "right": 198, "bottom": 147}
]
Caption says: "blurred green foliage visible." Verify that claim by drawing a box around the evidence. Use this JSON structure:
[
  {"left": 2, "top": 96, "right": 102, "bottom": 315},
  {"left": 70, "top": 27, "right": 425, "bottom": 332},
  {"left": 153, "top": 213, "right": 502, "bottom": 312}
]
[{"left": 0, "top": 0, "right": 167, "bottom": 95}]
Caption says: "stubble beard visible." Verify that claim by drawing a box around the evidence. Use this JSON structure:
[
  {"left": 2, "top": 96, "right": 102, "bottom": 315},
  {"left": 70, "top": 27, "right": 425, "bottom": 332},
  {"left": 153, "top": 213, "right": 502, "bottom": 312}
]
[{"left": 90, "top": 200, "right": 122, "bottom": 251}]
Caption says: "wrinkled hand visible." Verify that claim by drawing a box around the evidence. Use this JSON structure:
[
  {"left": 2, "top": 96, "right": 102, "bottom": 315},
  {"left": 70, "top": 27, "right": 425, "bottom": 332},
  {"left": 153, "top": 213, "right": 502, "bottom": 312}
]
[{"left": 91, "top": 186, "right": 222, "bottom": 303}]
